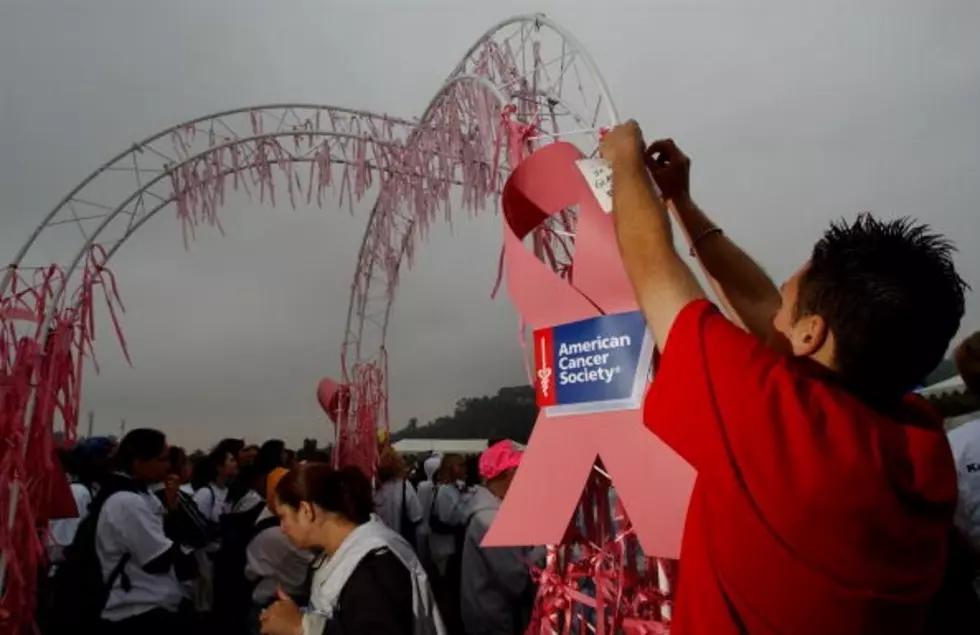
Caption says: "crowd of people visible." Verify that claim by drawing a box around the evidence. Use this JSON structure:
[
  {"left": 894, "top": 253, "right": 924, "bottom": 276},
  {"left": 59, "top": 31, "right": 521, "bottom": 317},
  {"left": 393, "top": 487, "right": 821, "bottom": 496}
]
[{"left": 40, "top": 433, "right": 537, "bottom": 635}]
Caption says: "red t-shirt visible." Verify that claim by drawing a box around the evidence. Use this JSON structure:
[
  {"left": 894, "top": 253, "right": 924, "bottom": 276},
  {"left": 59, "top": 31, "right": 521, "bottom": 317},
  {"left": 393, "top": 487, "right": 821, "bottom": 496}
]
[{"left": 644, "top": 300, "right": 956, "bottom": 635}]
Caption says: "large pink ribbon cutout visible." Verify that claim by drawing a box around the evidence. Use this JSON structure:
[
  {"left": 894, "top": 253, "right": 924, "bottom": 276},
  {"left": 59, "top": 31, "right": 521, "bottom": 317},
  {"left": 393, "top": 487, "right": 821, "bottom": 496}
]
[{"left": 482, "top": 142, "right": 695, "bottom": 559}]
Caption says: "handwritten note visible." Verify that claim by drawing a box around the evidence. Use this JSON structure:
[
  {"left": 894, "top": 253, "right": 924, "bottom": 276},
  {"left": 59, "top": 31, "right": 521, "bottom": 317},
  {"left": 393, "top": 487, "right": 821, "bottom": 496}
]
[{"left": 575, "top": 158, "right": 613, "bottom": 214}]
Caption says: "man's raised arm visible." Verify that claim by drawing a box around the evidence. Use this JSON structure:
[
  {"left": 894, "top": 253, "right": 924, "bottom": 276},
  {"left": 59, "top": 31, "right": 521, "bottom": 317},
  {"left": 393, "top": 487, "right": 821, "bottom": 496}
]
[
  {"left": 645, "top": 139, "right": 781, "bottom": 341},
  {"left": 602, "top": 122, "right": 705, "bottom": 350}
]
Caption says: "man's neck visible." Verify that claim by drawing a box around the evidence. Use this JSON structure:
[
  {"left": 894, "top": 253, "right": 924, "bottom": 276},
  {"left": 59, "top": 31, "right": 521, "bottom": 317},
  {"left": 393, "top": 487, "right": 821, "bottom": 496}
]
[{"left": 808, "top": 347, "right": 836, "bottom": 373}]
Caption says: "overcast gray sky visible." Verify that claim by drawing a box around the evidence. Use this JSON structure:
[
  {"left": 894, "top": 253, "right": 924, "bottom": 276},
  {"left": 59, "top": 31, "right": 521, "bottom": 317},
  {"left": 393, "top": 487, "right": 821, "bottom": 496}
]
[{"left": 2, "top": 0, "right": 978, "bottom": 449}]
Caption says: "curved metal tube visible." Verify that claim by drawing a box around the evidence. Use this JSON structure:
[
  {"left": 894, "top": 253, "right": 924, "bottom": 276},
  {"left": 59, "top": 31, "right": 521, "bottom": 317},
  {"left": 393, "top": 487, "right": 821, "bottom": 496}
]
[
  {"left": 341, "top": 13, "right": 620, "bottom": 373},
  {"left": 0, "top": 104, "right": 423, "bottom": 299}
]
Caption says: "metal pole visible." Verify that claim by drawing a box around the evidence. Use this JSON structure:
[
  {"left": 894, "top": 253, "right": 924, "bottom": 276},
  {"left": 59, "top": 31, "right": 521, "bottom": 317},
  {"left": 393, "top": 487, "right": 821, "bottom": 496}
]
[{"left": 86, "top": 411, "right": 94, "bottom": 438}]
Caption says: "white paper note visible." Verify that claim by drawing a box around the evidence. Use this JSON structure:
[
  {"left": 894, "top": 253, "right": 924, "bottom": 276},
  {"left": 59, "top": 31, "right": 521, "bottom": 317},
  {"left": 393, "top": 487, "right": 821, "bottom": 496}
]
[{"left": 575, "top": 158, "right": 613, "bottom": 213}]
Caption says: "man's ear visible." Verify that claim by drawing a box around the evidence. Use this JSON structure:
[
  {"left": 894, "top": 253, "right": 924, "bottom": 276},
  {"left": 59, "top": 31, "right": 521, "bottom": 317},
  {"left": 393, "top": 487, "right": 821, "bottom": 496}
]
[{"left": 792, "top": 313, "right": 828, "bottom": 358}]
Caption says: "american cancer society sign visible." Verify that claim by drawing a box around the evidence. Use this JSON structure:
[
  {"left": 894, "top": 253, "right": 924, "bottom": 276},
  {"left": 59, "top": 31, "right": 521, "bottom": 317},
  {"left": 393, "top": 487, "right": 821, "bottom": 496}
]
[{"left": 534, "top": 311, "right": 654, "bottom": 416}]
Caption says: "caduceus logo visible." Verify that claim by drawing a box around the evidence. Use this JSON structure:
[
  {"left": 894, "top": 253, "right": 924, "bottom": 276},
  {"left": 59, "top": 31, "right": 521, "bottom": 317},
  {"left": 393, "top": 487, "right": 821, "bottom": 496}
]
[{"left": 536, "top": 334, "right": 552, "bottom": 397}]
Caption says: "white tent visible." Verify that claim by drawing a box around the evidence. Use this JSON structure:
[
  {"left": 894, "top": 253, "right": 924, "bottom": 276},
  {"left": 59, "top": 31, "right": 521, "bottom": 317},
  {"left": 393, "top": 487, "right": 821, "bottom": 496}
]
[
  {"left": 392, "top": 438, "right": 490, "bottom": 455},
  {"left": 919, "top": 375, "right": 967, "bottom": 398}
]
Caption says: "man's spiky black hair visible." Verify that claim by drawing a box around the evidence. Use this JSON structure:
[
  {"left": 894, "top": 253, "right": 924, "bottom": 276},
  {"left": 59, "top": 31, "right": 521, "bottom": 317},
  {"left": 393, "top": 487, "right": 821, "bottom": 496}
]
[{"left": 796, "top": 213, "right": 968, "bottom": 404}]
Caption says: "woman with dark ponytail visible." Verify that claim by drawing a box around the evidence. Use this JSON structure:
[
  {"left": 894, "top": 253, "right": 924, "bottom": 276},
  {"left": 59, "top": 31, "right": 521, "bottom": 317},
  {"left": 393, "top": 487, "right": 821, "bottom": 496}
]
[{"left": 259, "top": 464, "right": 445, "bottom": 635}]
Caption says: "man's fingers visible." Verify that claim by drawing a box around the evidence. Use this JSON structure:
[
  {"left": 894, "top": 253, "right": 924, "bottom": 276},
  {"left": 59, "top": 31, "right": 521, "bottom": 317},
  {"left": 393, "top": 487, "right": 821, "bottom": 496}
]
[
  {"left": 645, "top": 138, "right": 675, "bottom": 157},
  {"left": 645, "top": 138, "right": 688, "bottom": 165}
]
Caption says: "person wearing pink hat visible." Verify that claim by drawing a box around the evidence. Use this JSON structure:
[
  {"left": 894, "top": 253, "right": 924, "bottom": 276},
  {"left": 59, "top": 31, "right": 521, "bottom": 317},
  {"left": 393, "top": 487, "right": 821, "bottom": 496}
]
[{"left": 459, "top": 440, "right": 544, "bottom": 635}]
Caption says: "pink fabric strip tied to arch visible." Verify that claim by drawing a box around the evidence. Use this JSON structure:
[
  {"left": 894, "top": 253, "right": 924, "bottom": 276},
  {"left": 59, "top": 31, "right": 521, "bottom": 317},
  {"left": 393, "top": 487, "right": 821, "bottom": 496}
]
[{"left": 485, "top": 141, "right": 695, "bottom": 560}]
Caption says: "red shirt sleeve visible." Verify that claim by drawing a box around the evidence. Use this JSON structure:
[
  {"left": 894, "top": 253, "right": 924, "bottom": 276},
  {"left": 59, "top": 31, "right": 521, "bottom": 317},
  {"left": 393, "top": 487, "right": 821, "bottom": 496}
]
[{"left": 644, "top": 299, "right": 785, "bottom": 479}]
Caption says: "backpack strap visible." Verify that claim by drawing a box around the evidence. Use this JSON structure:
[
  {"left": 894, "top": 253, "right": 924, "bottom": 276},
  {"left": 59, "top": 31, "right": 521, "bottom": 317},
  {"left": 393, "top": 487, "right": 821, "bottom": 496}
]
[
  {"left": 401, "top": 479, "right": 409, "bottom": 522},
  {"left": 95, "top": 480, "right": 146, "bottom": 596},
  {"left": 106, "top": 553, "right": 132, "bottom": 593},
  {"left": 253, "top": 515, "right": 280, "bottom": 537},
  {"left": 399, "top": 480, "right": 419, "bottom": 543},
  {"left": 207, "top": 484, "right": 217, "bottom": 518},
  {"left": 429, "top": 485, "right": 461, "bottom": 535}
]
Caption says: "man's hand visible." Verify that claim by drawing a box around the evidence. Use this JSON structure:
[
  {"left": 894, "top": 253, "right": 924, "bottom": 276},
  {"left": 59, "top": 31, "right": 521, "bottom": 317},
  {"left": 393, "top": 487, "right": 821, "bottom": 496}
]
[
  {"left": 645, "top": 138, "right": 691, "bottom": 202},
  {"left": 606, "top": 121, "right": 706, "bottom": 350},
  {"left": 641, "top": 138, "right": 781, "bottom": 340},
  {"left": 260, "top": 589, "right": 303, "bottom": 635},
  {"left": 600, "top": 121, "right": 646, "bottom": 168}
]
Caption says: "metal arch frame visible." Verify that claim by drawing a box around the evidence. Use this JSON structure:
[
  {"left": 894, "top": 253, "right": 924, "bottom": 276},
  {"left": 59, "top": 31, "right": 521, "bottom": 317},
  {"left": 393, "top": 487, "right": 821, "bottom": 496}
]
[
  {"left": 0, "top": 103, "right": 425, "bottom": 299},
  {"left": 2, "top": 11, "right": 621, "bottom": 417},
  {"left": 0, "top": 79, "right": 508, "bottom": 600},
  {"left": 14, "top": 73, "right": 507, "bottom": 371},
  {"left": 2, "top": 12, "right": 622, "bottom": 432},
  {"left": 342, "top": 12, "right": 620, "bottom": 373},
  {"left": 0, "top": 12, "right": 622, "bottom": 599}
]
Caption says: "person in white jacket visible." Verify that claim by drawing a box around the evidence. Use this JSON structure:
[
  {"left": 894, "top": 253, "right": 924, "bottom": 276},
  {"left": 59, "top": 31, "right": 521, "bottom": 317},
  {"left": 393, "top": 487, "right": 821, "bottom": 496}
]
[
  {"left": 374, "top": 448, "right": 424, "bottom": 540},
  {"left": 460, "top": 441, "right": 545, "bottom": 635},
  {"left": 948, "top": 330, "right": 980, "bottom": 596},
  {"left": 429, "top": 454, "right": 469, "bottom": 577},
  {"left": 415, "top": 455, "right": 442, "bottom": 564}
]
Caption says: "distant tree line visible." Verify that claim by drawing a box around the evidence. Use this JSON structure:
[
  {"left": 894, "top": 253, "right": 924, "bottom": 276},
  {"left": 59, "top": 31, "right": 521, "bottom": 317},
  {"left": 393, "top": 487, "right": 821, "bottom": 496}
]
[
  {"left": 392, "top": 385, "right": 537, "bottom": 444},
  {"left": 61, "top": 357, "right": 972, "bottom": 453},
  {"left": 395, "top": 377, "right": 979, "bottom": 445}
]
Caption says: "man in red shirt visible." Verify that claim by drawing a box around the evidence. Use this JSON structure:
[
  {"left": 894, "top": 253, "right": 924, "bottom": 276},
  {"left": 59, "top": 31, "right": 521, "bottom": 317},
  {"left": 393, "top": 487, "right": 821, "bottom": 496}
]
[{"left": 601, "top": 122, "right": 967, "bottom": 635}]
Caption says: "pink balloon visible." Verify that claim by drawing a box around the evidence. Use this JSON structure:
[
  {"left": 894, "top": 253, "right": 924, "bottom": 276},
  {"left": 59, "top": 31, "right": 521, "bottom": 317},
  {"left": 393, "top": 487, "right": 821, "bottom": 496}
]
[{"left": 316, "top": 377, "right": 348, "bottom": 423}]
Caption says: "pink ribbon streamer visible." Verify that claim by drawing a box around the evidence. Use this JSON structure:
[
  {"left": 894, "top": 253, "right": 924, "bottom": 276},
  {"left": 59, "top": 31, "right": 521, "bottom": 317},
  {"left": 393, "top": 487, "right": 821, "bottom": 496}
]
[{"left": 0, "top": 252, "right": 133, "bottom": 630}]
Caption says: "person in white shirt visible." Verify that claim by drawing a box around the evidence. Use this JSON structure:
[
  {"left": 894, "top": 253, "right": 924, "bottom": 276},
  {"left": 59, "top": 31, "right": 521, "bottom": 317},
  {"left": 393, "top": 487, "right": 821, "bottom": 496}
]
[
  {"left": 47, "top": 437, "right": 114, "bottom": 565},
  {"left": 430, "top": 454, "right": 469, "bottom": 577},
  {"left": 373, "top": 448, "right": 423, "bottom": 541},
  {"left": 245, "top": 467, "right": 314, "bottom": 635},
  {"left": 460, "top": 441, "right": 545, "bottom": 635},
  {"left": 147, "top": 445, "right": 214, "bottom": 622},
  {"left": 414, "top": 454, "right": 442, "bottom": 564},
  {"left": 429, "top": 453, "right": 471, "bottom": 634},
  {"left": 231, "top": 464, "right": 268, "bottom": 514},
  {"left": 950, "top": 333, "right": 980, "bottom": 544},
  {"left": 192, "top": 445, "right": 239, "bottom": 523},
  {"left": 95, "top": 428, "right": 193, "bottom": 635},
  {"left": 947, "top": 331, "right": 980, "bottom": 602},
  {"left": 167, "top": 446, "right": 196, "bottom": 496},
  {"left": 48, "top": 479, "right": 92, "bottom": 563}
]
